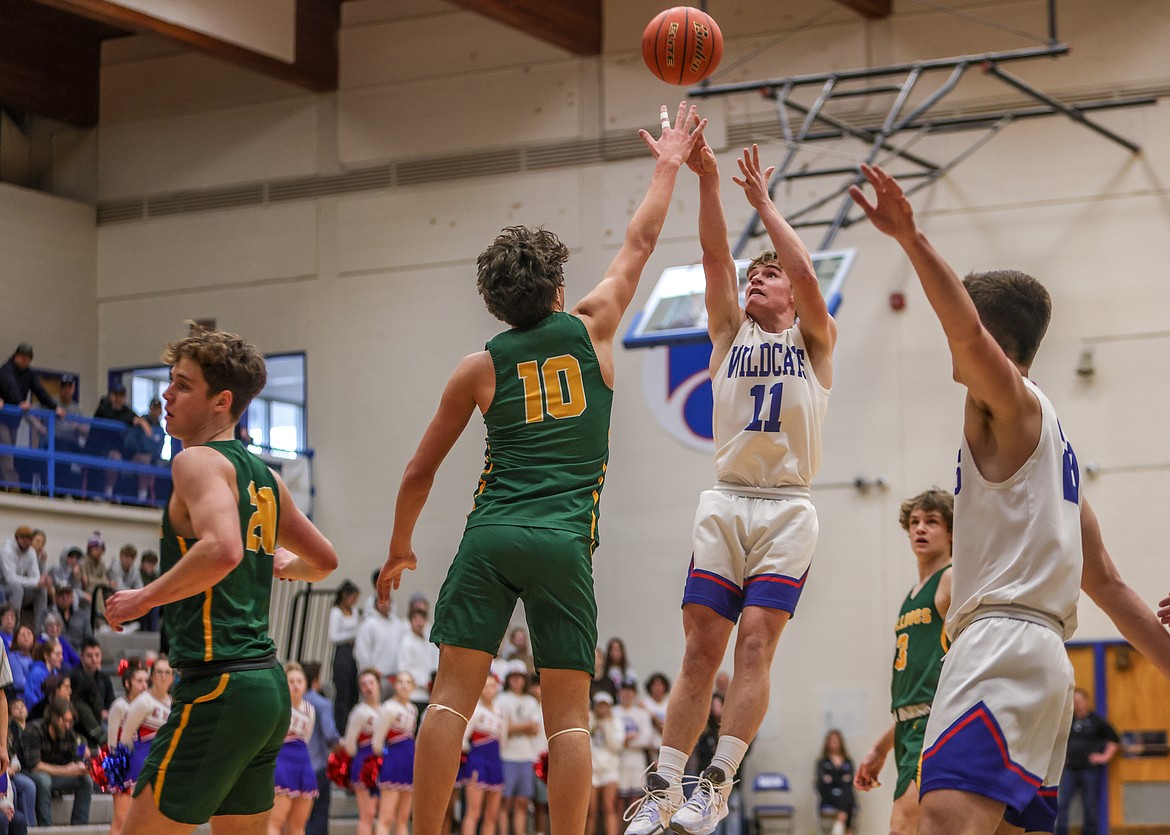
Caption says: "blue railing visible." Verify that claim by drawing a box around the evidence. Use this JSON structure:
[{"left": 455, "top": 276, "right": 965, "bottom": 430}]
[
  {"left": 1, "top": 404, "right": 314, "bottom": 509},
  {"left": 0, "top": 403, "right": 173, "bottom": 506}
]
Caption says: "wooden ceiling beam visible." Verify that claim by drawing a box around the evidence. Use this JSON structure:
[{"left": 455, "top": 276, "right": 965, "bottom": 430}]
[
  {"left": 0, "top": 0, "right": 118, "bottom": 127},
  {"left": 830, "top": 0, "right": 892, "bottom": 19},
  {"left": 448, "top": 0, "right": 602, "bottom": 56},
  {"left": 32, "top": 0, "right": 340, "bottom": 91}
]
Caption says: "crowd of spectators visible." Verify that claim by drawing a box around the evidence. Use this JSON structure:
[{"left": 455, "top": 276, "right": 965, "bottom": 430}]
[{"left": 0, "top": 525, "right": 157, "bottom": 640}]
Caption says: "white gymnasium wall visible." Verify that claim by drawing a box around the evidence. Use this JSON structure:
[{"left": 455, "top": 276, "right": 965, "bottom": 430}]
[
  {"left": 0, "top": 184, "right": 99, "bottom": 401},
  {"left": 26, "top": 0, "right": 1158, "bottom": 828}
]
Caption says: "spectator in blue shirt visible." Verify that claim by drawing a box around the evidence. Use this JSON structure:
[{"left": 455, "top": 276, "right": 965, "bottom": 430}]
[{"left": 303, "top": 661, "right": 341, "bottom": 835}]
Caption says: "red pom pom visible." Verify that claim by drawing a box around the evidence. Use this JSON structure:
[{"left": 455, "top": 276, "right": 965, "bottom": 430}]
[
  {"left": 533, "top": 750, "right": 549, "bottom": 784},
  {"left": 360, "top": 755, "right": 382, "bottom": 790},
  {"left": 326, "top": 749, "right": 352, "bottom": 789},
  {"left": 89, "top": 749, "right": 109, "bottom": 793}
]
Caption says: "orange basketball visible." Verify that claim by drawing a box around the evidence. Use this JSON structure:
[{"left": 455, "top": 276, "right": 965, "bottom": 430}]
[{"left": 642, "top": 6, "right": 723, "bottom": 86}]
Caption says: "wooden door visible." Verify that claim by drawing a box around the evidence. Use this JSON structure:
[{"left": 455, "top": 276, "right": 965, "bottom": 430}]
[{"left": 1104, "top": 644, "right": 1170, "bottom": 830}]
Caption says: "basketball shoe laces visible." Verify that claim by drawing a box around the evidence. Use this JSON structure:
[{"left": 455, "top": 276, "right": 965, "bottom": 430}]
[
  {"left": 623, "top": 767, "right": 680, "bottom": 832},
  {"left": 671, "top": 767, "right": 736, "bottom": 834}
]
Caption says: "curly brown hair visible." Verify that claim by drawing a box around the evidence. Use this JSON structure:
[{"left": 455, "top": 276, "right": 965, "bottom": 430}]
[
  {"left": 476, "top": 226, "right": 568, "bottom": 328},
  {"left": 161, "top": 323, "right": 267, "bottom": 420},
  {"left": 898, "top": 488, "right": 954, "bottom": 533},
  {"left": 962, "top": 270, "right": 1051, "bottom": 366}
]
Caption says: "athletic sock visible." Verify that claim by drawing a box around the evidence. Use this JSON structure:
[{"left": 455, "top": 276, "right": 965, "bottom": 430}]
[
  {"left": 710, "top": 735, "right": 750, "bottom": 786},
  {"left": 655, "top": 745, "right": 688, "bottom": 790}
]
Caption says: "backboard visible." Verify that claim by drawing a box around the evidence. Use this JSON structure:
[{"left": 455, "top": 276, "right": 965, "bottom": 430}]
[{"left": 622, "top": 248, "right": 857, "bottom": 349}]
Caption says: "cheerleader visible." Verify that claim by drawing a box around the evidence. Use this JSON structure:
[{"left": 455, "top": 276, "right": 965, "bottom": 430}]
[
  {"left": 344, "top": 668, "right": 383, "bottom": 835},
  {"left": 107, "top": 661, "right": 148, "bottom": 835},
  {"left": 459, "top": 675, "right": 506, "bottom": 835},
  {"left": 121, "top": 656, "right": 174, "bottom": 794},
  {"left": 372, "top": 671, "right": 418, "bottom": 835},
  {"left": 269, "top": 662, "right": 318, "bottom": 835}
]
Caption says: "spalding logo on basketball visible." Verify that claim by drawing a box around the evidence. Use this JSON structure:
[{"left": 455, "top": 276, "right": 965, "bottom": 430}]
[{"left": 642, "top": 6, "right": 724, "bottom": 86}]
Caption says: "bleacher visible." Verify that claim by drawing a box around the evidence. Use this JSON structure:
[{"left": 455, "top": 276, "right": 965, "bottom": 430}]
[{"left": 41, "top": 786, "right": 361, "bottom": 832}]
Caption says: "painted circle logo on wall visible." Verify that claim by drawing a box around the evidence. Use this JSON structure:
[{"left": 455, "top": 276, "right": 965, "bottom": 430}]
[{"left": 641, "top": 341, "right": 716, "bottom": 453}]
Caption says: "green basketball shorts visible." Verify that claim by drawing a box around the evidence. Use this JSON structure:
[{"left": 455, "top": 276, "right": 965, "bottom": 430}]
[
  {"left": 431, "top": 524, "right": 597, "bottom": 673},
  {"left": 894, "top": 715, "right": 928, "bottom": 800},
  {"left": 134, "top": 664, "right": 290, "bottom": 824}
]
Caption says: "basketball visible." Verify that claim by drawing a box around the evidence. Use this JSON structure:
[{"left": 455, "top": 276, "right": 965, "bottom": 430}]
[{"left": 642, "top": 7, "right": 723, "bottom": 86}]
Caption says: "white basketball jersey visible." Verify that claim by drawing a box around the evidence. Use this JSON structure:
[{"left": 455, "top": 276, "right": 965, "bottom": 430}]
[
  {"left": 711, "top": 319, "right": 829, "bottom": 489},
  {"left": 948, "top": 378, "right": 1082, "bottom": 640}
]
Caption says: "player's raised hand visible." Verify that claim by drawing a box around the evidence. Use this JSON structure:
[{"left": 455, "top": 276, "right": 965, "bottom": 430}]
[
  {"left": 685, "top": 129, "right": 719, "bottom": 177},
  {"left": 849, "top": 164, "right": 918, "bottom": 243},
  {"left": 639, "top": 102, "right": 705, "bottom": 164},
  {"left": 1157, "top": 593, "right": 1170, "bottom": 625},
  {"left": 377, "top": 543, "right": 418, "bottom": 605},
  {"left": 731, "top": 144, "right": 776, "bottom": 211},
  {"left": 853, "top": 747, "right": 885, "bottom": 791}
]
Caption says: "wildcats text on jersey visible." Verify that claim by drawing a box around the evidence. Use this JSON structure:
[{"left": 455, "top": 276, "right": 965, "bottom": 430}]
[{"left": 726, "top": 342, "right": 806, "bottom": 379}]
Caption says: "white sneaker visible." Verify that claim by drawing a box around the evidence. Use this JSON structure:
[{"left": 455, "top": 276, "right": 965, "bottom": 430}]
[
  {"left": 669, "top": 767, "right": 731, "bottom": 835},
  {"left": 624, "top": 771, "right": 683, "bottom": 835}
]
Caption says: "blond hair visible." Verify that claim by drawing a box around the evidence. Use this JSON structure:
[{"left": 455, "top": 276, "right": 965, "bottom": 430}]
[{"left": 747, "top": 251, "right": 780, "bottom": 278}]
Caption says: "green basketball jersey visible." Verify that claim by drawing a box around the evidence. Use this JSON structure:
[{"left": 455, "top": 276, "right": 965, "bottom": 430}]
[
  {"left": 159, "top": 439, "right": 280, "bottom": 667},
  {"left": 890, "top": 564, "right": 950, "bottom": 711},
  {"left": 465, "top": 312, "right": 613, "bottom": 544}
]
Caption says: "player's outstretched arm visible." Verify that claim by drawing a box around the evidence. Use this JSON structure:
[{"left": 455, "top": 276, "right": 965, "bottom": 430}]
[
  {"left": 685, "top": 132, "right": 741, "bottom": 363},
  {"left": 1081, "top": 498, "right": 1170, "bottom": 682},
  {"left": 735, "top": 145, "right": 836, "bottom": 370},
  {"left": 105, "top": 447, "right": 243, "bottom": 630},
  {"left": 854, "top": 724, "right": 894, "bottom": 791},
  {"left": 273, "top": 472, "right": 339, "bottom": 583},
  {"left": 849, "top": 164, "right": 1028, "bottom": 421},
  {"left": 378, "top": 352, "right": 491, "bottom": 603},
  {"left": 572, "top": 101, "right": 705, "bottom": 346}
]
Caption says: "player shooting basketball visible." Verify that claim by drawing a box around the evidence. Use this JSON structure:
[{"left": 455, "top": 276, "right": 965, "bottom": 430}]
[{"left": 626, "top": 137, "right": 836, "bottom": 835}]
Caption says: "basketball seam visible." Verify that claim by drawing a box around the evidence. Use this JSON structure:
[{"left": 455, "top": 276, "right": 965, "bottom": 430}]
[{"left": 653, "top": 13, "right": 668, "bottom": 86}]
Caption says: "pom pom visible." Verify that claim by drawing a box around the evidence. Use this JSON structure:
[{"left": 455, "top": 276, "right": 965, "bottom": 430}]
[
  {"left": 360, "top": 754, "right": 382, "bottom": 790},
  {"left": 533, "top": 750, "right": 549, "bottom": 784},
  {"left": 99, "top": 743, "right": 130, "bottom": 790},
  {"left": 101, "top": 744, "right": 131, "bottom": 793},
  {"left": 326, "top": 749, "right": 352, "bottom": 789},
  {"left": 89, "top": 747, "right": 109, "bottom": 793}
]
